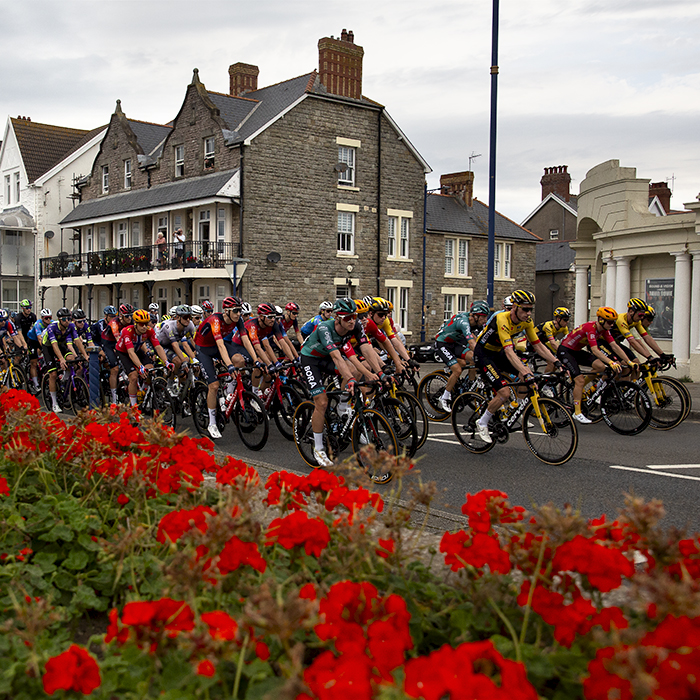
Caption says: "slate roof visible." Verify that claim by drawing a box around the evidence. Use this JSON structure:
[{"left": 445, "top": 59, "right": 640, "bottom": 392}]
[
  {"left": 427, "top": 194, "right": 540, "bottom": 242},
  {"left": 11, "top": 118, "right": 92, "bottom": 183},
  {"left": 60, "top": 168, "right": 238, "bottom": 225},
  {"left": 127, "top": 119, "right": 172, "bottom": 158},
  {"left": 552, "top": 192, "right": 578, "bottom": 211},
  {"left": 536, "top": 240, "right": 576, "bottom": 272}
]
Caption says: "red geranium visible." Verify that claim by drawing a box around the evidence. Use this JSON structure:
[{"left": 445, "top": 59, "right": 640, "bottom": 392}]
[
  {"left": 461, "top": 490, "right": 526, "bottom": 534},
  {"left": 201, "top": 610, "right": 238, "bottom": 641},
  {"left": 156, "top": 505, "right": 216, "bottom": 544},
  {"left": 440, "top": 530, "right": 511, "bottom": 574},
  {"left": 0, "top": 476, "right": 9, "bottom": 497},
  {"left": 42, "top": 644, "right": 101, "bottom": 695},
  {"left": 266, "top": 510, "right": 330, "bottom": 557},
  {"left": 217, "top": 535, "right": 267, "bottom": 574}
]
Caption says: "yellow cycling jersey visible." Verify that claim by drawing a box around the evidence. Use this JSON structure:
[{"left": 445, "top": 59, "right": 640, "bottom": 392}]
[
  {"left": 379, "top": 316, "right": 397, "bottom": 340},
  {"left": 537, "top": 320, "right": 569, "bottom": 346},
  {"left": 477, "top": 310, "right": 540, "bottom": 353},
  {"left": 614, "top": 313, "right": 648, "bottom": 342}
]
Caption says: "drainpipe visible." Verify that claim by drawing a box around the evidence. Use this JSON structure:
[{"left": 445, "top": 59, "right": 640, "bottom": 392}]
[
  {"left": 421, "top": 181, "right": 427, "bottom": 342},
  {"left": 238, "top": 145, "right": 244, "bottom": 260},
  {"left": 376, "top": 108, "right": 383, "bottom": 296}
]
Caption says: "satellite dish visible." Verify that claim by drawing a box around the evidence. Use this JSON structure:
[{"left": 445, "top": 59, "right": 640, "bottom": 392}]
[
  {"left": 334, "top": 162, "right": 348, "bottom": 173},
  {"left": 548, "top": 283, "right": 560, "bottom": 293},
  {"left": 266, "top": 251, "right": 281, "bottom": 264},
  {"left": 58, "top": 251, "right": 69, "bottom": 258},
  {"left": 45, "top": 230, "right": 55, "bottom": 239}
]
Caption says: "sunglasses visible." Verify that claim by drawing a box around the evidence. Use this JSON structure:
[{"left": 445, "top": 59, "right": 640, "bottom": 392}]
[
  {"left": 178, "top": 315, "right": 191, "bottom": 321},
  {"left": 603, "top": 319, "right": 615, "bottom": 325},
  {"left": 519, "top": 307, "right": 534, "bottom": 313},
  {"left": 263, "top": 314, "right": 276, "bottom": 319},
  {"left": 340, "top": 314, "right": 358, "bottom": 321},
  {"left": 374, "top": 311, "right": 388, "bottom": 317}
]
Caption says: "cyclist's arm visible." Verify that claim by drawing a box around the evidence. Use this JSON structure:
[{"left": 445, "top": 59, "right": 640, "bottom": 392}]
[
  {"left": 257, "top": 338, "right": 278, "bottom": 365},
  {"left": 329, "top": 348, "right": 355, "bottom": 385},
  {"left": 359, "top": 341, "right": 384, "bottom": 375},
  {"left": 169, "top": 339, "right": 187, "bottom": 363},
  {"left": 504, "top": 343, "right": 534, "bottom": 378},
  {"left": 74, "top": 336, "right": 89, "bottom": 361},
  {"left": 639, "top": 330, "right": 664, "bottom": 358}
]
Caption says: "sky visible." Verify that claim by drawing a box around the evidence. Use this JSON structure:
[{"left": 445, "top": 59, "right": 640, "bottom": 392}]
[{"left": 2, "top": 0, "right": 700, "bottom": 223}]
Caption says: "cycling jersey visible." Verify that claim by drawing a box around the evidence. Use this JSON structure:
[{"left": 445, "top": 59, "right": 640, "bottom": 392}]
[
  {"left": 477, "top": 310, "right": 540, "bottom": 352},
  {"left": 155, "top": 318, "right": 196, "bottom": 346},
  {"left": 194, "top": 312, "right": 246, "bottom": 348},
  {"left": 0, "top": 320, "right": 18, "bottom": 341},
  {"left": 15, "top": 311, "right": 37, "bottom": 338},
  {"left": 100, "top": 317, "right": 127, "bottom": 343},
  {"left": 300, "top": 314, "right": 326, "bottom": 338},
  {"left": 435, "top": 312, "right": 474, "bottom": 345},
  {"left": 301, "top": 318, "right": 367, "bottom": 358},
  {"left": 232, "top": 318, "right": 285, "bottom": 347},
  {"left": 41, "top": 320, "right": 78, "bottom": 347},
  {"left": 27, "top": 319, "right": 50, "bottom": 342},
  {"left": 74, "top": 323, "right": 93, "bottom": 345},
  {"left": 561, "top": 322, "right": 615, "bottom": 351},
  {"left": 536, "top": 320, "right": 569, "bottom": 346},
  {"left": 378, "top": 315, "right": 397, "bottom": 340},
  {"left": 116, "top": 325, "right": 161, "bottom": 354},
  {"left": 611, "top": 313, "right": 648, "bottom": 345},
  {"left": 351, "top": 317, "right": 388, "bottom": 347},
  {"left": 280, "top": 315, "right": 299, "bottom": 333}
]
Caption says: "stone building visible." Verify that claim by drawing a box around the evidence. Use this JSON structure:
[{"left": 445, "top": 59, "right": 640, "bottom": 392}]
[
  {"left": 422, "top": 171, "right": 540, "bottom": 339},
  {"left": 47, "top": 30, "right": 431, "bottom": 331}
]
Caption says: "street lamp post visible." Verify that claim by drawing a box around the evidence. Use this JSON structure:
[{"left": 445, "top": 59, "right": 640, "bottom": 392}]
[{"left": 487, "top": 0, "right": 500, "bottom": 308}]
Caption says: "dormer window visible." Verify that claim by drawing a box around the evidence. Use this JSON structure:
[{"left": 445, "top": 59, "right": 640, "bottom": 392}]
[
  {"left": 124, "top": 159, "right": 132, "bottom": 189},
  {"left": 102, "top": 165, "right": 109, "bottom": 194},
  {"left": 204, "top": 137, "right": 215, "bottom": 170},
  {"left": 175, "top": 145, "right": 184, "bottom": 177}
]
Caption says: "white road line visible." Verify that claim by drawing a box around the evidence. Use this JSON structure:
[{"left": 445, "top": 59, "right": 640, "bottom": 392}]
[
  {"left": 610, "top": 465, "right": 700, "bottom": 482},
  {"left": 646, "top": 464, "right": 700, "bottom": 470},
  {"left": 426, "top": 436, "right": 459, "bottom": 444}
]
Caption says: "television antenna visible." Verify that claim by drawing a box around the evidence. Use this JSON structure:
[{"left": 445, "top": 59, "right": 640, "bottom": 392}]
[
  {"left": 666, "top": 174, "right": 676, "bottom": 192},
  {"left": 469, "top": 151, "right": 482, "bottom": 170}
]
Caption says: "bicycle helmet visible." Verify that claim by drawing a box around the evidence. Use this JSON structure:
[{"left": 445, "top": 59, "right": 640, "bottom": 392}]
[
  {"left": 132, "top": 309, "right": 150, "bottom": 324},
  {"left": 169, "top": 306, "right": 177, "bottom": 316},
  {"left": 19, "top": 299, "right": 32, "bottom": 309},
  {"left": 319, "top": 300, "right": 333, "bottom": 312},
  {"left": 148, "top": 302, "right": 159, "bottom": 313},
  {"left": 57, "top": 307, "right": 71, "bottom": 319},
  {"left": 470, "top": 300, "right": 490, "bottom": 316},
  {"left": 241, "top": 302, "right": 252, "bottom": 314},
  {"left": 354, "top": 298, "right": 370, "bottom": 314},
  {"left": 553, "top": 306, "right": 571, "bottom": 319},
  {"left": 597, "top": 306, "right": 618, "bottom": 321},
  {"left": 191, "top": 304, "right": 203, "bottom": 315},
  {"left": 285, "top": 301, "right": 300, "bottom": 313},
  {"left": 202, "top": 300, "right": 214, "bottom": 311},
  {"left": 369, "top": 297, "right": 389, "bottom": 313},
  {"left": 627, "top": 297, "right": 648, "bottom": 312},
  {"left": 379, "top": 296, "right": 394, "bottom": 312},
  {"left": 362, "top": 295, "right": 374, "bottom": 306},
  {"left": 274, "top": 305, "right": 284, "bottom": 316},
  {"left": 257, "top": 302, "right": 276, "bottom": 316},
  {"left": 503, "top": 295, "right": 513, "bottom": 309},
  {"left": 72, "top": 308, "right": 86, "bottom": 320},
  {"left": 333, "top": 298, "right": 357, "bottom": 316},
  {"left": 0, "top": 309, "right": 8, "bottom": 321},
  {"left": 644, "top": 305, "right": 656, "bottom": 320},
  {"left": 103, "top": 305, "right": 117, "bottom": 316},
  {"left": 41, "top": 308, "right": 52, "bottom": 318},
  {"left": 119, "top": 303, "right": 134, "bottom": 315},
  {"left": 222, "top": 296, "right": 243, "bottom": 310},
  {"left": 511, "top": 290, "right": 536, "bottom": 306},
  {"left": 175, "top": 304, "right": 191, "bottom": 316}
]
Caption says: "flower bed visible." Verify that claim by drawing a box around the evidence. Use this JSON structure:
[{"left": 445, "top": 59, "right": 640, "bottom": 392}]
[{"left": 1, "top": 386, "right": 699, "bottom": 699}]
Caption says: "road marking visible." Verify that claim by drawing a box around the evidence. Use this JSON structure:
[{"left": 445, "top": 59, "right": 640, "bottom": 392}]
[
  {"left": 610, "top": 465, "right": 700, "bottom": 482},
  {"left": 426, "top": 436, "right": 459, "bottom": 444},
  {"left": 646, "top": 464, "right": 700, "bottom": 470}
]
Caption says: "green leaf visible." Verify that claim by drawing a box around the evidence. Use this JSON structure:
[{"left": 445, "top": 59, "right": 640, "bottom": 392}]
[
  {"left": 32, "top": 552, "right": 58, "bottom": 573},
  {"left": 245, "top": 675, "right": 286, "bottom": 700},
  {"left": 449, "top": 607, "right": 471, "bottom": 634},
  {"left": 53, "top": 570, "right": 77, "bottom": 591},
  {"left": 160, "top": 655, "right": 194, "bottom": 690},
  {"left": 38, "top": 523, "right": 74, "bottom": 542},
  {"left": 70, "top": 584, "right": 107, "bottom": 612},
  {"left": 78, "top": 532, "right": 102, "bottom": 551},
  {"left": 63, "top": 548, "right": 90, "bottom": 570}
]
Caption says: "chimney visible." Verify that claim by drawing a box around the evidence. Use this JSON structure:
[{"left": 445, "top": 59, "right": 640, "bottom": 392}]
[
  {"left": 440, "top": 171, "right": 475, "bottom": 207},
  {"left": 649, "top": 181, "right": 672, "bottom": 214},
  {"left": 228, "top": 62, "right": 259, "bottom": 97},
  {"left": 540, "top": 165, "right": 571, "bottom": 202},
  {"left": 318, "top": 29, "right": 364, "bottom": 100}
]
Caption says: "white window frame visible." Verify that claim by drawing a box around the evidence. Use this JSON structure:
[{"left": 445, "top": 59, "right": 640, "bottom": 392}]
[
  {"left": 4, "top": 175, "right": 10, "bottom": 204},
  {"left": 400, "top": 218, "right": 410, "bottom": 259},
  {"left": 458, "top": 239, "right": 468, "bottom": 276},
  {"left": 14, "top": 172, "right": 20, "bottom": 202},
  {"left": 384, "top": 280, "right": 413, "bottom": 335},
  {"left": 86, "top": 227, "right": 93, "bottom": 253},
  {"left": 445, "top": 237, "right": 469, "bottom": 278},
  {"left": 494, "top": 242, "right": 513, "bottom": 279},
  {"left": 549, "top": 229, "right": 559, "bottom": 240},
  {"left": 175, "top": 145, "right": 184, "bottom": 177},
  {"left": 337, "top": 146, "right": 355, "bottom": 186},
  {"left": 445, "top": 239, "right": 454, "bottom": 275},
  {"left": 101, "top": 165, "right": 109, "bottom": 194},
  {"left": 335, "top": 285, "right": 351, "bottom": 299},
  {"left": 98, "top": 226, "right": 107, "bottom": 251},
  {"left": 117, "top": 221, "right": 128, "bottom": 249},
  {"left": 444, "top": 294, "right": 455, "bottom": 322},
  {"left": 204, "top": 137, "right": 215, "bottom": 169},
  {"left": 217, "top": 208, "right": 225, "bottom": 253},
  {"left": 124, "top": 159, "right": 132, "bottom": 189},
  {"left": 386, "top": 209, "right": 413, "bottom": 261},
  {"left": 387, "top": 216, "right": 397, "bottom": 258},
  {"left": 399, "top": 287, "right": 409, "bottom": 332},
  {"left": 157, "top": 216, "right": 168, "bottom": 237},
  {"left": 458, "top": 294, "right": 469, "bottom": 314},
  {"left": 131, "top": 221, "right": 141, "bottom": 247},
  {"left": 337, "top": 211, "right": 355, "bottom": 255}
]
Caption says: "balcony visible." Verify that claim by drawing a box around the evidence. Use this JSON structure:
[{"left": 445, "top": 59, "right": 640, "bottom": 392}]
[{"left": 40, "top": 242, "right": 239, "bottom": 281}]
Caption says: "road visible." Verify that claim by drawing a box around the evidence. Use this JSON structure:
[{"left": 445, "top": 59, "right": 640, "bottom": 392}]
[{"left": 180, "top": 407, "right": 700, "bottom": 536}]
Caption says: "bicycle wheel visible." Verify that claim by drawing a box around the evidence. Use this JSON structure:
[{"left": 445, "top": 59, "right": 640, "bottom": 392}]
[
  {"left": 273, "top": 384, "right": 304, "bottom": 441},
  {"left": 351, "top": 409, "right": 398, "bottom": 485},
  {"left": 40, "top": 373, "right": 53, "bottom": 410},
  {"left": 661, "top": 376, "right": 691, "bottom": 421},
  {"left": 287, "top": 377, "right": 311, "bottom": 401},
  {"left": 417, "top": 370, "right": 450, "bottom": 422},
  {"left": 233, "top": 390, "right": 269, "bottom": 450},
  {"left": 642, "top": 378, "right": 685, "bottom": 431},
  {"left": 377, "top": 397, "right": 418, "bottom": 458},
  {"left": 293, "top": 400, "right": 333, "bottom": 468},
  {"left": 395, "top": 390, "right": 429, "bottom": 450},
  {"left": 6, "top": 366, "right": 26, "bottom": 391},
  {"left": 600, "top": 381, "right": 651, "bottom": 436},
  {"left": 521, "top": 398, "right": 578, "bottom": 465},
  {"left": 152, "top": 377, "right": 177, "bottom": 428},
  {"left": 450, "top": 391, "right": 497, "bottom": 454},
  {"left": 69, "top": 377, "right": 90, "bottom": 415},
  {"left": 191, "top": 383, "right": 214, "bottom": 437}
]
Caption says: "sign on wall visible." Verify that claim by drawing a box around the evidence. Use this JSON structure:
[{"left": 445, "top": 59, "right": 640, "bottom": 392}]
[{"left": 645, "top": 279, "right": 674, "bottom": 339}]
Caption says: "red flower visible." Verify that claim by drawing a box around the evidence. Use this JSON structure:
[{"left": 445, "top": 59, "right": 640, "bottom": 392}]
[
  {"left": 266, "top": 510, "right": 330, "bottom": 557},
  {"left": 304, "top": 649, "right": 373, "bottom": 700},
  {"left": 217, "top": 536, "right": 267, "bottom": 574},
  {"left": 156, "top": 505, "right": 216, "bottom": 544},
  {"left": 376, "top": 538, "right": 395, "bottom": 559},
  {"left": 216, "top": 456, "right": 259, "bottom": 487},
  {"left": 440, "top": 530, "right": 511, "bottom": 574},
  {"left": 118, "top": 598, "right": 195, "bottom": 643},
  {"left": 299, "top": 583, "right": 317, "bottom": 600},
  {"left": 201, "top": 611, "right": 238, "bottom": 641},
  {"left": 16, "top": 546, "right": 32, "bottom": 562},
  {"left": 461, "top": 490, "right": 525, "bottom": 534},
  {"left": 583, "top": 647, "right": 634, "bottom": 700},
  {"left": 117, "top": 493, "right": 129, "bottom": 506},
  {"left": 43, "top": 644, "right": 101, "bottom": 695},
  {"left": 197, "top": 659, "right": 216, "bottom": 677},
  {"left": 0, "top": 476, "right": 9, "bottom": 497},
  {"left": 255, "top": 641, "right": 270, "bottom": 660}
]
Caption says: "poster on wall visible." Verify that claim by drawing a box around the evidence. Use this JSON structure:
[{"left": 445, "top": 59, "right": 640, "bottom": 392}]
[{"left": 645, "top": 279, "right": 674, "bottom": 339}]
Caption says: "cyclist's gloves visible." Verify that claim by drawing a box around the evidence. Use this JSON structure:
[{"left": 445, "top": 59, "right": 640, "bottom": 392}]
[
  {"left": 346, "top": 379, "right": 357, "bottom": 393},
  {"left": 274, "top": 361, "right": 285, "bottom": 370},
  {"left": 138, "top": 365, "right": 147, "bottom": 378},
  {"left": 608, "top": 362, "right": 622, "bottom": 373},
  {"left": 166, "top": 362, "right": 175, "bottom": 372},
  {"left": 227, "top": 364, "right": 237, "bottom": 375}
]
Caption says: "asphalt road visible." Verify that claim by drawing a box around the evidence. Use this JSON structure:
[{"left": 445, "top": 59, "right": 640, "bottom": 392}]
[{"left": 182, "top": 407, "right": 700, "bottom": 536}]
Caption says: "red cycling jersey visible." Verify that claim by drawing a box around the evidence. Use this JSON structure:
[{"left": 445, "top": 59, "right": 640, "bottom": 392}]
[
  {"left": 232, "top": 318, "right": 284, "bottom": 346},
  {"left": 101, "top": 317, "right": 127, "bottom": 343},
  {"left": 195, "top": 313, "right": 246, "bottom": 348},
  {"left": 561, "top": 321, "right": 615, "bottom": 352},
  {"left": 115, "top": 325, "right": 160, "bottom": 353},
  {"left": 352, "top": 317, "right": 387, "bottom": 346}
]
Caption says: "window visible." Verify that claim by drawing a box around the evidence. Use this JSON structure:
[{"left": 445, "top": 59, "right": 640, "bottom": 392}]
[
  {"left": 399, "top": 288, "right": 409, "bottom": 331},
  {"left": 117, "top": 222, "right": 128, "bottom": 248},
  {"left": 337, "top": 211, "right": 355, "bottom": 254},
  {"left": 199, "top": 210, "right": 211, "bottom": 255},
  {"left": 458, "top": 294, "right": 469, "bottom": 313},
  {"left": 157, "top": 287, "right": 168, "bottom": 317},
  {"left": 335, "top": 285, "right": 351, "bottom": 299},
  {"left": 86, "top": 227, "right": 93, "bottom": 253},
  {"left": 101, "top": 165, "right": 109, "bottom": 193},
  {"left": 204, "top": 137, "right": 215, "bottom": 169},
  {"left": 131, "top": 221, "right": 140, "bottom": 247},
  {"left": 494, "top": 242, "right": 513, "bottom": 278},
  {"left": 445, "top": 238, "right": 468, "bottom": 276},
  {"left": 385, "top": 287, "right": 396, "bottom": 311},
  {"left": 175, "top": 145, "right": 184, "bottom": 177},
  {"left": 445, "top": 239, "right": 454, "bottom": 275},
  {"left": 14, "top": 172, "right": 20, "bottom": 201},
  {"left": 124, "top": 160, "right": 132, "bottom": 189},
  {"left": 444, "top": 294, "right": 454, "bottom": 322},
  {"left": 158, "top": 216, "right": 168, "bottom": 237},
  {"left": 217, "top": 208, "right": 225, "bottom": 254},
  {"left": 98, "top": 226, "right": 107, "bottom": 251},
  {"left": 400, "top": 218, "right": 409, "bottom": 258},
  {"left": 549, "top": 229, "right": 559, "bottom": 240},
  {"left": 131, "top": 288, "right": 140, "bottom": 307},
  {"left": 457, "top": 239, "right": 468, "bottom": 276},
  {"left": 338, "top": 146, "right": 355, "bottom": 186},
  {"left": 387, "top": 217, "right": 396, "bottom": 257},
  {"left": 5, "top": 175, "right": 11, "bottom": 204},
  {"left": 198, "top": 285, "right": 210, "bottom": 308}
]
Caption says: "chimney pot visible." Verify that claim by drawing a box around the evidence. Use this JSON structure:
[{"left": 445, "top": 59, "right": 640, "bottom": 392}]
[
  {"left": 440, "top": 171, "right": 475, "bottom": 207},
  {"left": 341, "top": 28, "right": 348, "bottom": 41},
  {"left": 540, "top": 164, "right": 572, "bottom": 202},
  {"left": 318, "top": 31, "right": 364, "bottom": 99},
  {"left": 228, "top": 62, "right": 259, "bottom": 96},
  {"left": 649, "top": 181, "right": 672, "bottom": 214}
]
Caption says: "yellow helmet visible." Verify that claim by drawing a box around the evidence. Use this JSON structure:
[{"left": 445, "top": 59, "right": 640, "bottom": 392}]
[
  {"left": 354, "top": 299, "right": 370, "bottom": 314},
  {"left": 132, "top": 309, "right": 150, "bottom": 324}
]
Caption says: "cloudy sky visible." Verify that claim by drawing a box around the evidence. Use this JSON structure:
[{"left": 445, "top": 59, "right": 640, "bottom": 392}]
[{"left": 2, "top": 0, "right": 699, "bottom": 222}]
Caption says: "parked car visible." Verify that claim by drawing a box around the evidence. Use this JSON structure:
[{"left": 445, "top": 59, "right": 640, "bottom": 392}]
[{"left": 409, "top": 342, "right": 436, "bottom": 363}]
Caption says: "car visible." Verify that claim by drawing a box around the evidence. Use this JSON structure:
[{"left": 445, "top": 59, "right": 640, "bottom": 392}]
[{"left": 409, "top": 342, "right": 436, "bottom": 363}]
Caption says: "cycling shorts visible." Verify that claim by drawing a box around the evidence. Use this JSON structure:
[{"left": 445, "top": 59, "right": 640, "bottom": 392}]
[
  {"left": 102, "top": 340, "right": 119, "bottom": 369},
  {"left": 117, "top": 348, "right": 150, "bottom": 376},
  {"left": 42, "top": 342, "right": 72, "bottom": 372},
  {"left": 300, "top": 355, "right": 336, "bottom": 397},
  {"left": 434, "top": 340, "right": 470, "bottom": 368},
  {"left": 196, "top": 344, "right": 229, "bottom": 385},
  {"left": 27, "top": 338, "right": 41, "bottom": 360},
  {"left": 474, "top": 345, "right": 515, "bottom": 392},
  {"left": 556, "top": 346, "right": 595, "bottom": 378}
]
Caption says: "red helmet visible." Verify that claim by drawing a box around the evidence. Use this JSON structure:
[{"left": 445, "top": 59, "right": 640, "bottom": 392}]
[
  {"left": 202, "top": 300, "right": 214, "bottom": 311},
  {"left": 222, "top": 296, "right": 243, "bottom": 310},
  {"left": 285, "top": 301, "right": 300, "bottom": 313},
  {"left": 119, "top": 303, "right": 134, "bottom": 315},
  {"left": 257, "top": 303, "right": 276, "bottom": 316}
]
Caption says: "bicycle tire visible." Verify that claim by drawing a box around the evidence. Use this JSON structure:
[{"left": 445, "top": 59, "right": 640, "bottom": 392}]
[
  {"left": 376, "top": 397, "right": 418, "bottom": 458},
  {"left": 450, "top": 391, "right": 497, "bottom": 454},
  {"left": 293, "top": 400, "right": 333, "bottom": 468},
  {"left": 660, "top": 376, "right": 691, "bottom": 421},
  {"left": 273, "top": 384, "right": 304, "bottom": 441},
  {"left": 642, "top": 377, "right": 686, "bottom": 430},
  {"left": 417, "top": 370, "right": 450, "bottom": 422},
  {"left": 287, "top": 377, "right": 311, "bottom": 401},
  {"left": 233, "top": 390, "right": 269, "bottom": 450},
  {"left": 600, "top": 381, "right": 651, "bottom": 436},
  {"left": 521, "top": 397, "right": 578, "bottom": 466},
  {"left": 6, "top": 366, "right": 26, "bottom": 391},
  {"left": 191, "top": 383, "right": 214, "bottom": 437},
  {"left": 395, "top": 390, "right": 429, "bottom": 450},
  {"left": 40, "top": 373, "right": 53, "bottom": 410},
  {"left": 351, "top": 408, "right": 398, "bottom": 485},
  {"left": 152, "top": 377, "right": 177, "bottom": 429},
  {"left": 69, "top": 376, "right": 90, "bottom": 415}
]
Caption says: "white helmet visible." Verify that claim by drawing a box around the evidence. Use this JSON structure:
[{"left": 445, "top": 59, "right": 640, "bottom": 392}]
[
  {"left": 169, "top": 306, "right": 177, "bottom": 316},
  {"left": 41, "top": 308, "right": 52, "bottom": 318},
  {"left": 504, "top": 296, "right": 513, "bottom": 309},
  {"left": 190, "top": 304, "right": 203, "bottom": 315},
  {"left": 241, "top": 302, "right": 252, "bottom": 314},
  {"left": 148, "top": 302, "right": 159, "bottom": 313},
  {"left": 319, "top": 300, "right": 333, "bottom": 311},
  {"left": 274, "top": 305, "right": 283, "bottom": 316}
]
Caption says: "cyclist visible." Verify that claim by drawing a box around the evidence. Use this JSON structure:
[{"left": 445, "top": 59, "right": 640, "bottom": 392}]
[
  {"left": 354, "top": 298, "right": 403, "bottom": 375},
  {"left": 191, "top": 304, "right": 204, "bottom": 327},
  {"left": 365, "top": 297, "right": 412, "bottom": 368},
  {"left": 607, "top": 298, "right": 667, "bottom": 370},
  {"left": 434, "top": 308, "right": 477, "bottom": 413},
  {"left": 14, "top": 299, "right": 36, "bottom": 354},
  {"left": 194, "top": 296, "right": 254, "bottom": 439},
  {"left": 281, "top": 302, "right": 303, "bottom": 352},
  {"left": 202, "top": 300, "right": 214, "bottom": 320},
  {"left": 299, "top": 298, "right": 366, "bottom": 467},
  {"left": 468, "top": 300, "right": 491, "bottom": 334},
  {"left": 155, "top": 303, "right": 197, "bottom": 371},
  {"left": 533, "top": 306, "right": 571, "bottom": 372},
  {"left": 300, "top": 301, "right": 333, "bottom": 339},
  {"left": 26, "top": 309, "right": 52, "bottom": 393},
  {"left": 115, "top": 309, "right": 173, "bottom": 407},
  {"left": 41, "top": 307, "right": 89, "bottom": 413},
  {"left": 148, "top": 302, "right": 160, "bottom": 325},
  {"left": 0, "top": 310, "right": 26, "bottom": 370},
  {"left": 241, "top": 302, "right": 252, "bottom": 323},
  {"left": 473, "top": 290, "right": 560, "bottom": 442},
  {"left": 557, "top": 306, "right": 630, "bottom": 424},
  {"left": 71, "top": 309, "right": 95, "bottom": 350}
]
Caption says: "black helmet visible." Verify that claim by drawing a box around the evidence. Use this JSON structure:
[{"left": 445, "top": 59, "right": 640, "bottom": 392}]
[
  {"left": 57, "top": 307, "right": 71, "bottom": 319},
  {"left": 72, "top": 308, "right": 86, "bottom": 320},
  {"left": 511, "top": 290, "right": 536, "bottom": 306}
]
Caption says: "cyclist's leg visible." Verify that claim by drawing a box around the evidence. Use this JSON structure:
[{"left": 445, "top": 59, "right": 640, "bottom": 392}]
[
  {"left": 117, "top": 351, "right": 139, "bottom": 405},
  {"left": 300, "top": 355, "right": 334, "bottom": 465},
  {"left": 435, "top": 342, "right": 463, "bottom": 411},
  {"left": 473, "top": 347, "right": 510, "bottom": 442}
]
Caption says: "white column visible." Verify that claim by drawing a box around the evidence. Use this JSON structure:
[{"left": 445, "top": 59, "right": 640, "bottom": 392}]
[
  {"left": 689, "top": 251, "right": 700, "bottom": 353},
  {"left": 672, "top": 252, "right": 692, "bottom": 363},
  {"left": 605, "top": 257, "right": 617, "bottom": 308},
  {"left": 574, "top": 264, "right": 589, "bottom": 326},
  {"left": 614, "top": 256, "right": 633, "bottom": 312}
]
